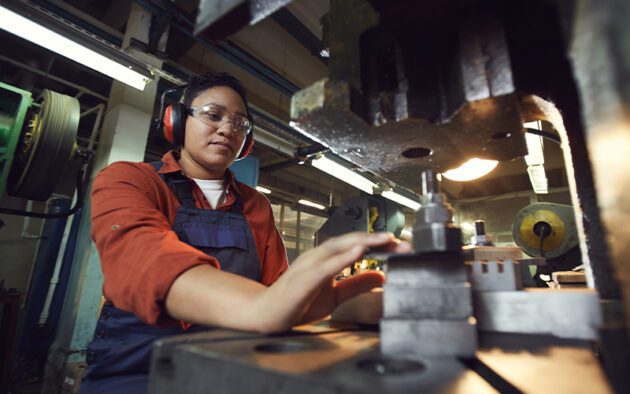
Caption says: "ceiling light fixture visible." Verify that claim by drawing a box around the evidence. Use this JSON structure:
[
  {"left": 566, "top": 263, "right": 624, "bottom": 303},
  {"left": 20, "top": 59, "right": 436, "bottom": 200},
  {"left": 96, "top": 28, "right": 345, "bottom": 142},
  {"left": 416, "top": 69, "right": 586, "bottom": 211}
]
[
  {"left": 310, "top": 154, "right": 376, "bottom": 194},
  {"left": 381, "top": 190, "right": 421, "bottom": 211},
  {"left": 298, "top": 199, "right": 326, "bottom": 210},
  {"left": 0, "top": 3, "right": 152, "bottom": 90},
  {"left": 523, "top": 121, "right": 548, "bottom": 194},
  {"left": 442, "top": 158, "right": 499, "bottom": 181},
  {"left": 256, "top": 186, "right": 271, "bottom": 194}
]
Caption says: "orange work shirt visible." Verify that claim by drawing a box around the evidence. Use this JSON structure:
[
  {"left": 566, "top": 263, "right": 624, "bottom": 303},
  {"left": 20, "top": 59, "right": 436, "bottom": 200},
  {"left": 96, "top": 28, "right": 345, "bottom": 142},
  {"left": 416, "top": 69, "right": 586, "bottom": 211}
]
[{"left": 90, "top": 151, "right": 288, "bottom": 327}]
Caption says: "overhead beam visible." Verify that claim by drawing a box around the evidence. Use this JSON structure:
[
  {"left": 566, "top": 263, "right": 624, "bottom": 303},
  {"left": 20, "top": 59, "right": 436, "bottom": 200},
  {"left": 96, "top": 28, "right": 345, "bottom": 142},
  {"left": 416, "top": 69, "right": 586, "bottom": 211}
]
[{"left": 270, "top": 8, "right": 326, "bottom": 64}]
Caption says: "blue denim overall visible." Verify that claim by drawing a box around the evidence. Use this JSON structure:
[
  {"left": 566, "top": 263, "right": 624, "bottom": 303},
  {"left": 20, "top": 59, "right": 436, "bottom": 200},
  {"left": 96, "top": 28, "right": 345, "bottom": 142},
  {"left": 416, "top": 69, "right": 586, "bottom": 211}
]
[{"left": 80, "top": 163, "right": 262, "bottom": 393}]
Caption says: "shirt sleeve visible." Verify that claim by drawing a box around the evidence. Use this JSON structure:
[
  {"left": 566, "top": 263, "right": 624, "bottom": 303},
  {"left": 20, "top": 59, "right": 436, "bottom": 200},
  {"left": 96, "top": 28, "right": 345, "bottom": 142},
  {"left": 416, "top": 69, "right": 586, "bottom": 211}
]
[{"left": 90, "top": 162, "right": 219, "bottom": 327}]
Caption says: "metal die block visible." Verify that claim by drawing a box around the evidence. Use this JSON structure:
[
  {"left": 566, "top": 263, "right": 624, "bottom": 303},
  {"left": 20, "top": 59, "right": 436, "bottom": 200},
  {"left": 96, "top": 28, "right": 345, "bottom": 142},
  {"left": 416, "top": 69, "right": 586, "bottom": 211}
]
[
  {"left": 467, "top": 260, "right": 523, "bottom": 292},
  {"left": 413, "top": 223, "right": 462, "bottom": 253},
  {"left": 462, "top": 245, "right": 522, "bottom": 261},
  {"left": 380, "top": 318, "right": 478, "bottom": 358},
  {"left": 386, "top": 253, "right": 467, "bottom": 287},
  {"left": 383, "top": 283, "right": 472, "bottom": 319},
  {"left": 474, "top": 289, "right": 602, "bottom": 340}
]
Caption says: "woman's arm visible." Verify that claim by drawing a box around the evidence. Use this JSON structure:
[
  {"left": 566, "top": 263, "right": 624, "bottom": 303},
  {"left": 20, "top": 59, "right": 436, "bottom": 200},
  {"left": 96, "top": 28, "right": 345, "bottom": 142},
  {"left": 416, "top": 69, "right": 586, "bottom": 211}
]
[{"left": 165, "top": 232, "right": 410, "bottom": 334}]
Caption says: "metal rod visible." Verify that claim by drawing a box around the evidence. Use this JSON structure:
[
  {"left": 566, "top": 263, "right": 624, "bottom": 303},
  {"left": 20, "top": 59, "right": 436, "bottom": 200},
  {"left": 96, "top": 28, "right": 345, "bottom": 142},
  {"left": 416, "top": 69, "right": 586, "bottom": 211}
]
[
  {"left": 421, "top": 170, "right": 439, "bottom": 195},
  {"left": 80, "top": 104, "right": 105, "bottom": 118},
  {"left": 135, "top": 0, "right": 299, "bottom": 96},
  {"left": 84, "top": 104, "right": 106, "bottom": 154}
]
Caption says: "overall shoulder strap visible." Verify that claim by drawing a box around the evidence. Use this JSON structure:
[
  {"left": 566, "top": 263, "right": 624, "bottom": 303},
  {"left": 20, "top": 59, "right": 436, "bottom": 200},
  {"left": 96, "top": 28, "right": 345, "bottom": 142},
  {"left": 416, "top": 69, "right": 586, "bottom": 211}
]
[
  {"left": 149, "top": 161, "right": 196, "bottom": 208},
  {"left": 229, "top": 192, "right": 244, "bottom": 214}
]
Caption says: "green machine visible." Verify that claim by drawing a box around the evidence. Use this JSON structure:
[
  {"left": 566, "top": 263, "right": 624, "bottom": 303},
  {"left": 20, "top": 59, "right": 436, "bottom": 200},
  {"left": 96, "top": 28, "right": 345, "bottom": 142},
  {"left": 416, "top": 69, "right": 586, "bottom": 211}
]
[{"left": 0, "top": 81, "right": 80, "bottom": 202}]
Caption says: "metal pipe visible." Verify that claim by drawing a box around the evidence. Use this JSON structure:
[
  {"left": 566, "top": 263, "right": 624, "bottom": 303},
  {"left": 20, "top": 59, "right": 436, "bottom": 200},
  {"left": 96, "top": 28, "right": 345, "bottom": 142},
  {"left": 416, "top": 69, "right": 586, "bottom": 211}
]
[
  {"left": 21, "top": 201, "right": 44, "bottom": 239},
  {"left": 0, "top": 54, "right": 108, "bottom": 102},
  {"left": 135, "top": 0, "right": 299, "bottom": 96},
  {"left": 81, "top": 103, "right": 106, "bottom": 152},
  {"left": 18, "top": 199, "right": 70, "bottom": 355}
]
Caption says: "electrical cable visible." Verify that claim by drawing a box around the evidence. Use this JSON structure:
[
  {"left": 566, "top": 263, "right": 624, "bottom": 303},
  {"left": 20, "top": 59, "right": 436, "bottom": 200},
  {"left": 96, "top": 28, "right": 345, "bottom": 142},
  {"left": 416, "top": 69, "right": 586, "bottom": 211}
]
[
  {"left": 525, "top": 128, "right": 561, "bottom": 144},
  {"left": 0, "top": 152, "right": 91, "bottom": 219}
]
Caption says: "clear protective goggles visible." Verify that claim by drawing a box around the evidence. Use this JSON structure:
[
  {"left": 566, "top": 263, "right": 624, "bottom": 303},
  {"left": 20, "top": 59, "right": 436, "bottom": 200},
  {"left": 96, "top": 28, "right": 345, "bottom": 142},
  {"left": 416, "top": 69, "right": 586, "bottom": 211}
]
[{"left": 187, "top": 103, "right": 253, "bottom": 136}]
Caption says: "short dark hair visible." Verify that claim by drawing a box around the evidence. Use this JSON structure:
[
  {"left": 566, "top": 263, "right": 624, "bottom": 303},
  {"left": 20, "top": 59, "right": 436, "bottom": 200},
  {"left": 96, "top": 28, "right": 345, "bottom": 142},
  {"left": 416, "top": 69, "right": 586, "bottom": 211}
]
[{"left": 183, "top": 72, "right": 250, "bottom": 118}]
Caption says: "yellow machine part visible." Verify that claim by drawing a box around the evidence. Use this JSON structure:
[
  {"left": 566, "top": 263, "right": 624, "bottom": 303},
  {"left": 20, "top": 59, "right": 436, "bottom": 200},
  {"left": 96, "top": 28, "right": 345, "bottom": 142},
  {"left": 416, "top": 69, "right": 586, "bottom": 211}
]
[{"left": 519, "top": 209, "right": 566, "bottom": 252}]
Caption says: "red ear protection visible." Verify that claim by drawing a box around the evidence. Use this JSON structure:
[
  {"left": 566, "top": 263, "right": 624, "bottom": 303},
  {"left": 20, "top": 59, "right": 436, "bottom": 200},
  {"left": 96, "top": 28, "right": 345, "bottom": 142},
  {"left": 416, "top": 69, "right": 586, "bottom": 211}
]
[
  {"left": 161, "top": 86, "right": 254, "bottom": 158},
  {"left": 163, "top": 103, "right": 187, "bottom": 146},
  {"left": 237, "top": 130, "right": 255, "bottom": 160}
]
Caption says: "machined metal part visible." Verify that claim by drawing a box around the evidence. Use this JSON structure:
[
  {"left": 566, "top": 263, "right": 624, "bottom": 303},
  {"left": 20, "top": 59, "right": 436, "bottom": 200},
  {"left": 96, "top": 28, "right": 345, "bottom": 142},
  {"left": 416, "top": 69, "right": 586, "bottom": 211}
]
[
  {"left": 334, "top": 286, "right": 603, "bottom": 342},
  {"left": 462, "top": 245, "right": 522, "bottom": 262},
  {"left": 412, "top": 171, "right": 462, "bottom": 253},
  {"left": 381, "top": 170, "right": 475, "bottom": 358},
  {"left": 7, "top": 89, "right": 79, "bottom": 201},
  {"left": 412, "top": 223, "right": 463, "bottom": 254},
  {"left": 380, "top": 318, "right": 478, "bottom": 358},
  {"left": 467, "top": 260, "right": 523, "bottom": 292},
  {"left": 386, "top": 254, "right": 468, "bottom": 287},
  {"left": 383, "top": 284, "right": 473, "bottom": 319},
  {"left": 474, "top": 289, "right": 602, "bottom": 340}
]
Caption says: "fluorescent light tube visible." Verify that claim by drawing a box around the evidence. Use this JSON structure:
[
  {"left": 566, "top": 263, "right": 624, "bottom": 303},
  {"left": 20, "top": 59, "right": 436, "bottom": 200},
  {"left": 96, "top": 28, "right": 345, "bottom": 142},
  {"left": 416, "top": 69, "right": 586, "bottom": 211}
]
[
  {"left": 527, "top": 165, "right": 548, "bottom": 194},
  {"left": 311, "top": 155, "right": 376, "bottom": 194},
  {"left": 0, "top": 5, "right": 151, "bottom": 90},
  {"left": 298, "top": 199, "right": 326, "bottom": 210},
  {"left": 382, "top": 190, "right": 421, "bottom": 210},
  {"left": 523, "top": 121, "right": 548, "bottom": 194},
  {"left": 256, "top": 186, "right": 271, "bottom": 194},
  {"left": 442, "top": 158, "right": 498, "bottom": 181}
]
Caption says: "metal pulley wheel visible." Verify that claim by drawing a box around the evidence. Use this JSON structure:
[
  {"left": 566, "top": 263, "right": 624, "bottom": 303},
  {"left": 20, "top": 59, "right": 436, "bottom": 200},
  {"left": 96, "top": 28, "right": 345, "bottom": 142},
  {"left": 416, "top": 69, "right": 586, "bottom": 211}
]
[
  {"left": 512, "top": 202, "right": 578, "bottom": 259},
  {"left": 8, "top": 89, "right": 79, "bottom": 200}
]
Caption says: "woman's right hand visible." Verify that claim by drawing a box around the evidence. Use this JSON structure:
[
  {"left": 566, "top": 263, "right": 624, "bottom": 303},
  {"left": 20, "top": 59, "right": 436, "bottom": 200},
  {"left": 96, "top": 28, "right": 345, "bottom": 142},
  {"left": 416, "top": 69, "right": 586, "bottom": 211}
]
[{"left": 256, "top": 231, "right": 411, "bottom": 333}]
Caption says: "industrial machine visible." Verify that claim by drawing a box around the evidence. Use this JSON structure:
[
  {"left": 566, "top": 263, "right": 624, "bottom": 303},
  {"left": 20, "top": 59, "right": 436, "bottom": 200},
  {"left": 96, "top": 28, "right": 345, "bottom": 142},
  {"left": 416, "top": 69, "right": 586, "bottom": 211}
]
[
  {"left": 513, "top": 202, "right": 582, "bottom": 287},
  {"left": 148, "top": 170, "right": 609, "bottom": 393},
  {"left": 315, "top": 195, "right": 405, "bottom": 245},
  {"left": 0, "top": 81, "right": 85, "bottom": 211},
  {"left": 146, "top": 0, "right": 630, "bottom": 393}
]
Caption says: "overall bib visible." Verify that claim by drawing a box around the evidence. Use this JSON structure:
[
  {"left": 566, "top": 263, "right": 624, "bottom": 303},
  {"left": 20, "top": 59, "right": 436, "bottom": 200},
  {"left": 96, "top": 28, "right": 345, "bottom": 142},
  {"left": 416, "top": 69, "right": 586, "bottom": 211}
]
[{"left": 80, "top": 163, "right": 261, "bottom": 393}]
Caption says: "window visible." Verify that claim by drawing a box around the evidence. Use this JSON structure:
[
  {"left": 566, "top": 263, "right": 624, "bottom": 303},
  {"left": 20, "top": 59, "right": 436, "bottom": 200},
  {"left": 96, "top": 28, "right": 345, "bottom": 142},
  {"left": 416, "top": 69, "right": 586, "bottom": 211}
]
[{"left": 271, "top": 203, "right": 327, "bottom": 263}]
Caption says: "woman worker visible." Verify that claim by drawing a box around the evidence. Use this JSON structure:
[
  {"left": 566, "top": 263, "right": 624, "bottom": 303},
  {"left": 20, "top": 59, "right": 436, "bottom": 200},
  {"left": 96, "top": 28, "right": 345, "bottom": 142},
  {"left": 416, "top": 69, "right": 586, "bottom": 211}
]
[{"left": 80, "top": 72, "right": 409, "bottom": 393}]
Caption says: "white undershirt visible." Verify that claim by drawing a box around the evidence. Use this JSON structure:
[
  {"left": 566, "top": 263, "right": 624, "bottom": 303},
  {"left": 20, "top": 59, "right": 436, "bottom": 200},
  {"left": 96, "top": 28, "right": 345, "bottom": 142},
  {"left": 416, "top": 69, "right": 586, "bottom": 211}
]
[{"left": 191, "top": 178, "right": 226, "bottom": 209}]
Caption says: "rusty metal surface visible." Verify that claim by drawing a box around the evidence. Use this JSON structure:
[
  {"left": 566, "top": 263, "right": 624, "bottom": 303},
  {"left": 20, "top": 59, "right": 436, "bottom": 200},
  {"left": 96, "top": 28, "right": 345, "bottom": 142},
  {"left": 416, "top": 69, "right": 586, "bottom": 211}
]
[
  {"left": 150, "top": 329, "right": 497, "bottom": 394},
  {"left": 194, "top": 0, "right": 293, "bottom": 37},
  {"left": 291, "top": 1, "right": 527, "bottom": 192},
  {"left": 292, "top": 80, "right": 524, "bottom": 192},
  {"left": 149, "top": 324, "right": 613, "bottom": 394}
]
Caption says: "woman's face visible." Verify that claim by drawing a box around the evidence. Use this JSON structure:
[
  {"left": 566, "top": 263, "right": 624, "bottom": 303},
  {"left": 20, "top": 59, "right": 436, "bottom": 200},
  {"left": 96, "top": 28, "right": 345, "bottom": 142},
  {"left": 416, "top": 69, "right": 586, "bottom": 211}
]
[{"left": 181, "top": 85, "right": 248, "bottom": 175}]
